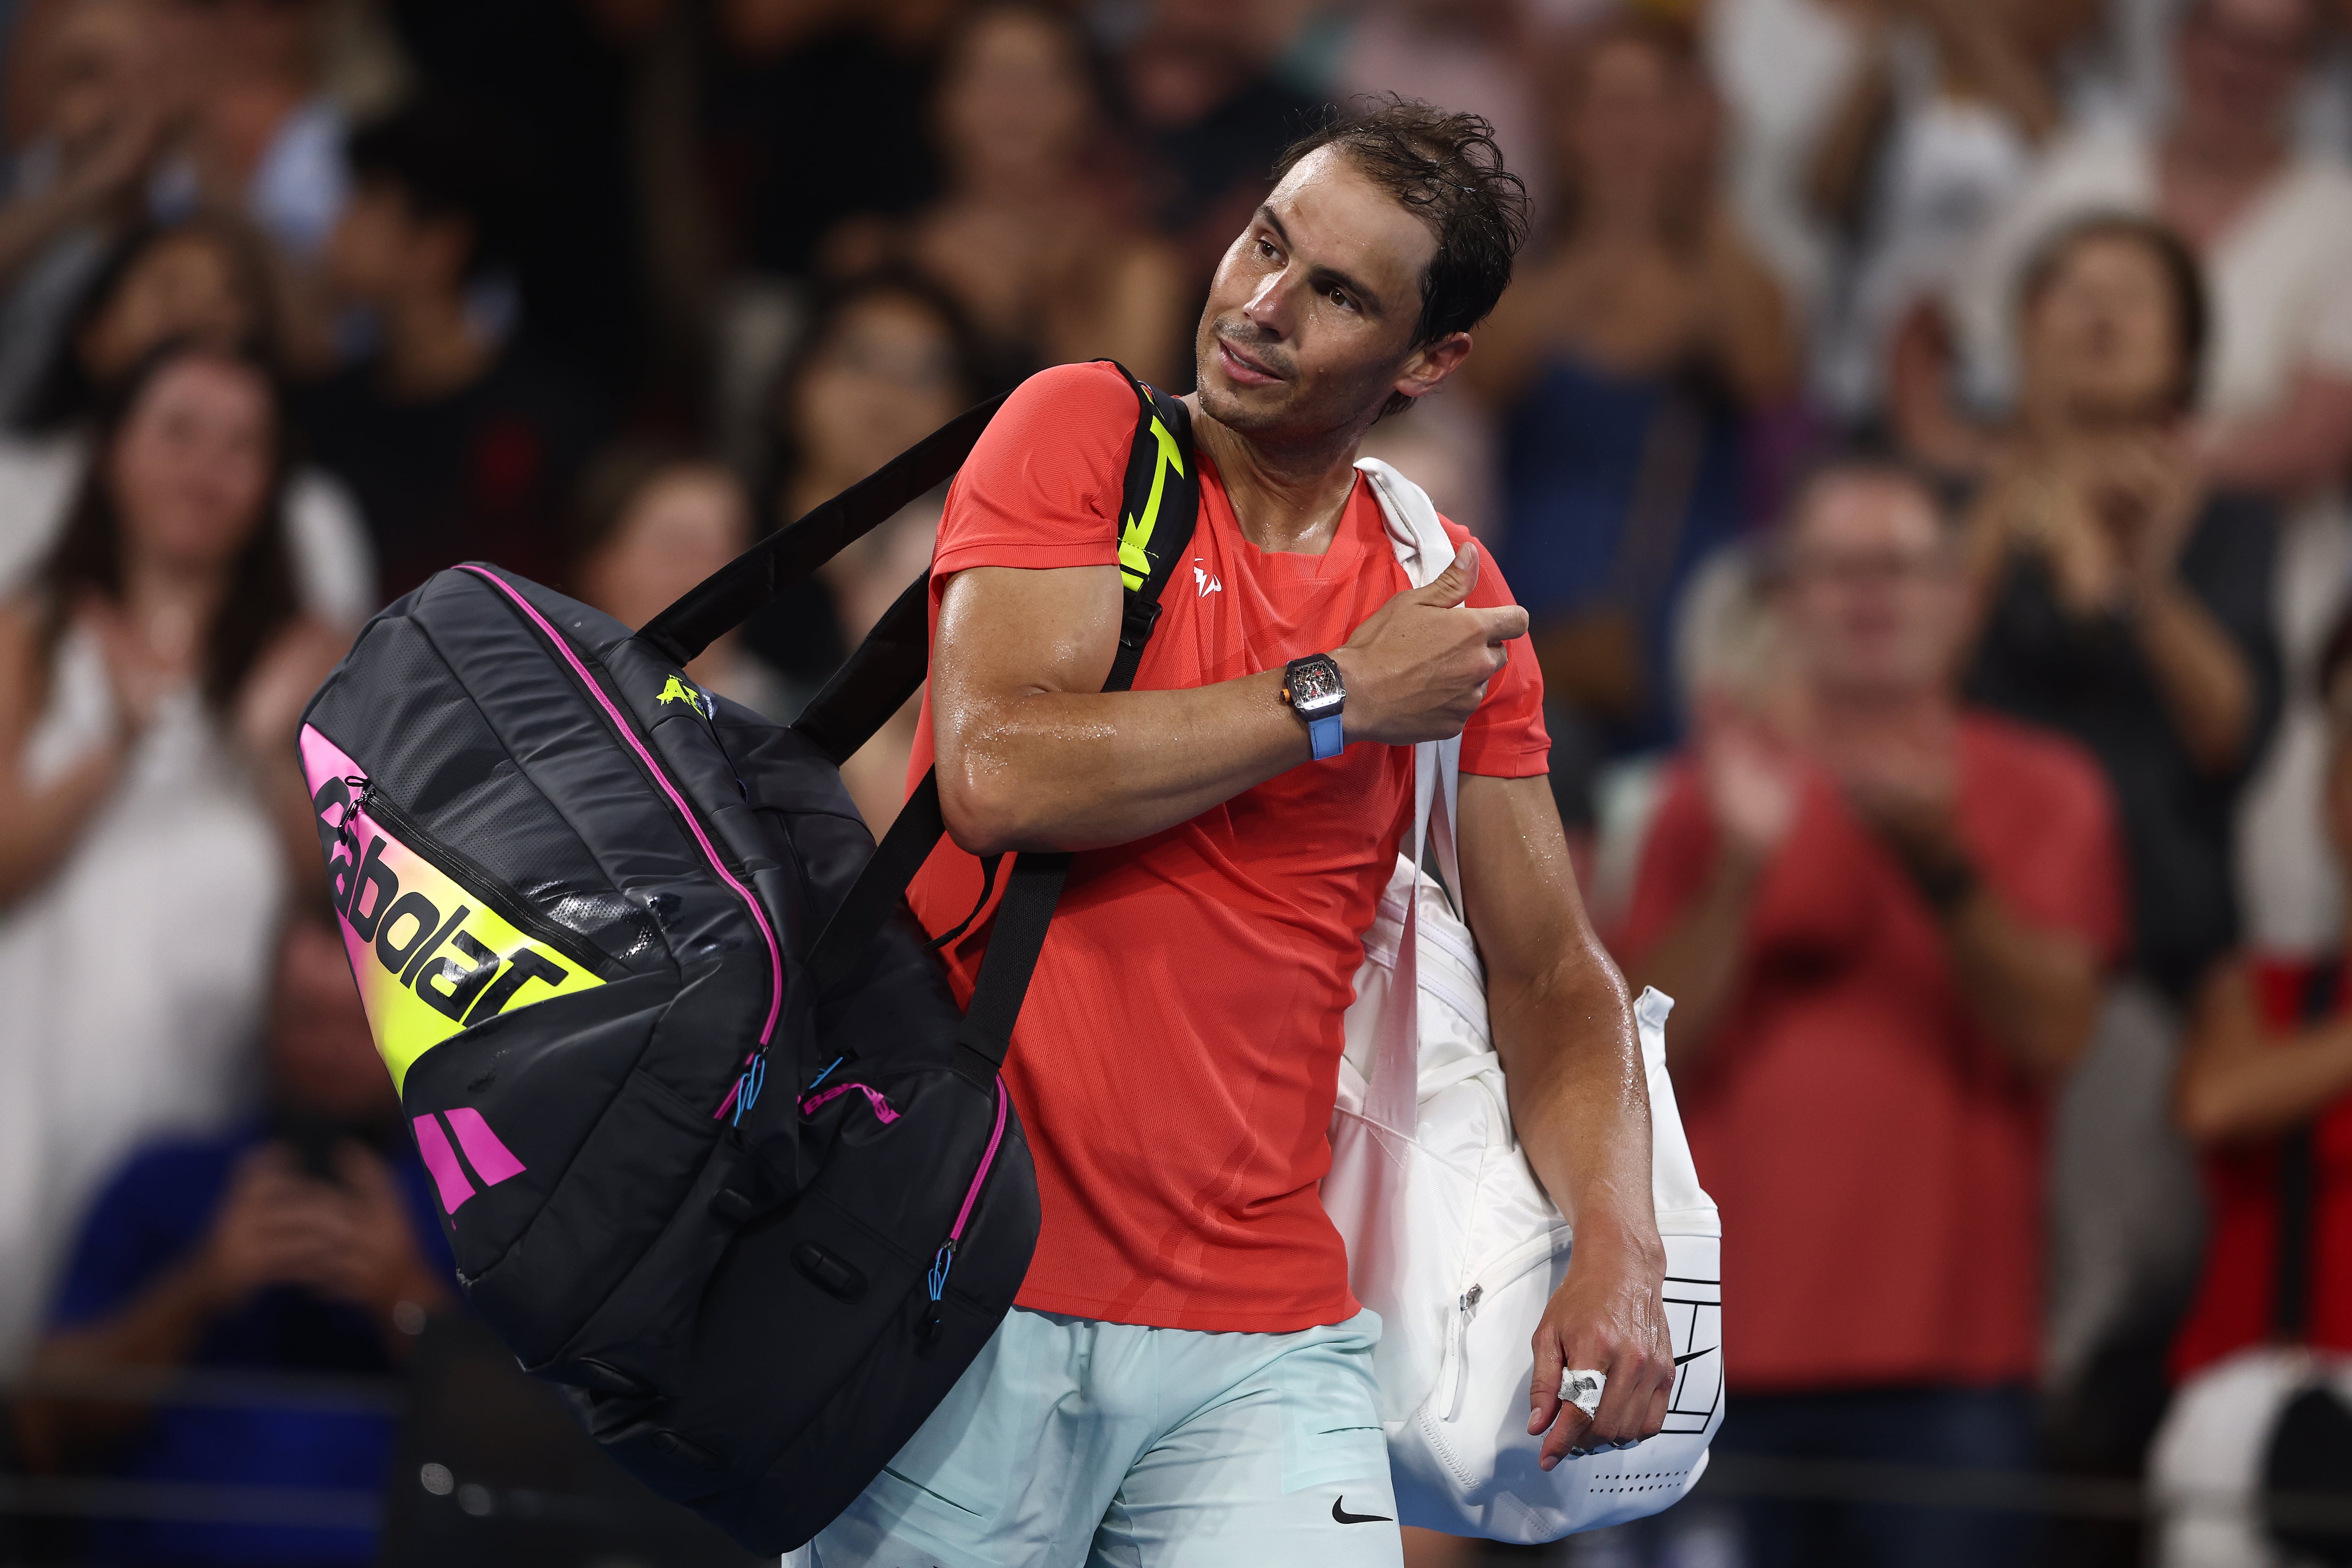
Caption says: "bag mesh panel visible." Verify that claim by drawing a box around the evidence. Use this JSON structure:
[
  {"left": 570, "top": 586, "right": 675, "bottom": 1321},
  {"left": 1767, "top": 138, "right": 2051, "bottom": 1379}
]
[{"left": 310, "top": 618, "right": 660, "bottom": 965}]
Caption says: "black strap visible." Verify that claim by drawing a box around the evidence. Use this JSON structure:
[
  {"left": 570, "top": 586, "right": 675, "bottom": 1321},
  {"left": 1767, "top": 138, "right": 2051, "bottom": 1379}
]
[
  {"left": 2274, "top": 960, "right": 2338, "bottom": 1340},
  {"left": 802, "top": 365, "right": 1200, "bottom": 1071},
  {"left": 636, "top": 390, "right": 1010, "bottom": 667},
  {"left": 794, "top": 570, "right": 931, "bottom": 766}
]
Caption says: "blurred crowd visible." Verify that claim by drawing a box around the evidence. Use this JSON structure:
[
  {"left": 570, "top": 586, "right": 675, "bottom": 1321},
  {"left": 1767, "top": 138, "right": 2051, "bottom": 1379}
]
[{"left": 0, "top": 0, "right": 2348, "bottom": 1565}]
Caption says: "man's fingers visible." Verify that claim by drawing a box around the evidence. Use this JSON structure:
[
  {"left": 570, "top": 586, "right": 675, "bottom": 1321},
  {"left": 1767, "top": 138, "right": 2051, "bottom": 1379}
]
[
  {"left": 1473, "top": 603, "right": 1527, "bottom": 645},
  {"left": 1414, "top": 541, "right": 1481, "bottom": 607}
]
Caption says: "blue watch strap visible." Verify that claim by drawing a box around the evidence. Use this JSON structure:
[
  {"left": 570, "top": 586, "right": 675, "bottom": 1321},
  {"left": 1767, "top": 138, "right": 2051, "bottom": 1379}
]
[{"left": 1307, "top": 713, "right": 1344, "bottom": 761}]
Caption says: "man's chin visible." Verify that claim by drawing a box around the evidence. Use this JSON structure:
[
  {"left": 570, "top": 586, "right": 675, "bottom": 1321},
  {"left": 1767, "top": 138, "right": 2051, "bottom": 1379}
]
[{"left": 1195, "top": 371, "right": 1285, "bottom": 431}]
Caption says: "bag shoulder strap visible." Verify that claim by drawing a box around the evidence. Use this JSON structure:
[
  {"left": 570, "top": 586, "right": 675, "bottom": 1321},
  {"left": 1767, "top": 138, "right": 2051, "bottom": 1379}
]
[
  {"left": 2274, "top": 958, "right": 2339, "bottom": 1339},
  {"left": 637, "top": 391, "right": 1010, "bottom": 669},
  {"left": 803, "top": 367, "right": 1199, "bottom": 1076}
]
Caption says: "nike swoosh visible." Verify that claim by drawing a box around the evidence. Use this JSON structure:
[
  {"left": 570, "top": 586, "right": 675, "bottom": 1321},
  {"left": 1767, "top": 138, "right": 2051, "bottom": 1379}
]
[
  {"left": 1674, "top": 1345, "right": 1719, "bottom": 1365},
  {"left": 1332, "top": 1497, "right": 1392, "bottom": 1525}
]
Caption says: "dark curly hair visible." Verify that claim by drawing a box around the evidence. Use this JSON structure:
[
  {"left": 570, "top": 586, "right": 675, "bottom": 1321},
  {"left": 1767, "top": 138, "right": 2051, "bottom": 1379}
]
[{"left": 1274, "top": 96, "right": 1532, "bottom": 414}]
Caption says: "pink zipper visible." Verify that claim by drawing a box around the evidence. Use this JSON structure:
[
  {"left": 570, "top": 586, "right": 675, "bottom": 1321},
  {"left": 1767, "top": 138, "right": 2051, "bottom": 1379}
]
[
  {"left": 457, "top": 567, "right": 783, "bottom": 1053},
  {"left": 951, "top": 1077, "right": 1007, "bottom": 1244},
  {"left": 800, "top": 1081, "right": 901, "bottom": 1124}
]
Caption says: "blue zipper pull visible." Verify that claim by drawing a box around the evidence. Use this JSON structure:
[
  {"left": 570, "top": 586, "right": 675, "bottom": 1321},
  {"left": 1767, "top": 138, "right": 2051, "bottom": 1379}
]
[
  {"left": 806, "top": 1055, "right": 843, "bottom": 1093},
  {"left": 919, "top": 1241, "right": 957, "bottom": 1344},
  {"left": 730, "top": 1056, "right": 766, "bottom": 1126}
]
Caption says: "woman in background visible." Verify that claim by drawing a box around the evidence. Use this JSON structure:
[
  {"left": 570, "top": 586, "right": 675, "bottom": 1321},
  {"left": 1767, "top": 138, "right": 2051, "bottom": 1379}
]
[
  {"left": 2155, "top": 605, "right": 2352, "bottom": 1568},
  {"left": 0, "top": 217, "right": 372, "bottom": 624},
  {"left": 1961, "top": 212, "right": 2280, "bottom": 1537},
  {"left": 747, "top": 270, "right": 984, "bottom": 833},
  {"left": 569, "top": 443, "right": 793, "bottom": 723},
  {"left": 0, "top": 339, "right": 341, "bottom": 1375},
  {"left": 1467, "top": 13, "right": 1796, "bottom": 796},
  {"left": 826, "top": 1, "right": 1184, "bottom": 388}
]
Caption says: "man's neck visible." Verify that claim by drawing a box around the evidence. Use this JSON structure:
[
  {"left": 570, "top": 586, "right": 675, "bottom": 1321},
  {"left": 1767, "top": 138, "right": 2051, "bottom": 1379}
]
[
  {"left": 377, "top": 290, "right": 494, "bottom": 404},
  {"left": 1185, "top": 397, "right": 1369, "bottom": 555},
  {"left": 1809, "top": 685, "right": 1954, "bottom": 744}
]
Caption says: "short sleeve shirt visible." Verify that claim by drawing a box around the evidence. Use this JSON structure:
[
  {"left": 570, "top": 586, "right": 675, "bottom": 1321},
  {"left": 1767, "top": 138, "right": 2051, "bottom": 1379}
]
[
  {"left": 906, "top": 362, "right": 1549, "bottom": 1332},
  {"left": 1618, "top": 714, "right": 2126, "bottom": 1390}
]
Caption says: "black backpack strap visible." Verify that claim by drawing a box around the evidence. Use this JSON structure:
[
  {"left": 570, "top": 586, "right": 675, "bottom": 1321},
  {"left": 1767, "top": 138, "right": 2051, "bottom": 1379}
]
[
  {"left": 2273, "top": 959, "right": 2339, "bottom": 1340},
  {"left": 636, "top": 390, "right": 1009, "bottom": 669},
  {"left": 802, "top": 366, "right": 1198, "bottom": 1054}
]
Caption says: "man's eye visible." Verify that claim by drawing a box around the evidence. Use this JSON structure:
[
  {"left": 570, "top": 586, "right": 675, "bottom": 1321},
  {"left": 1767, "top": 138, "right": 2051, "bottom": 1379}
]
[
  {"left": 1256, "top": 238, "right": 1279, "bottom": 261},
  {"left": 1329, "top": 287, "right": 1355, "bottom": 310}
]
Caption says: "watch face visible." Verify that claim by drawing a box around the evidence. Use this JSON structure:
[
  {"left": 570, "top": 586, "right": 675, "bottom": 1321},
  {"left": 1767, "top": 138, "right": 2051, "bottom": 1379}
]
[{"left": 1288, "top": 658, "right": 1343, "bottom": 714}]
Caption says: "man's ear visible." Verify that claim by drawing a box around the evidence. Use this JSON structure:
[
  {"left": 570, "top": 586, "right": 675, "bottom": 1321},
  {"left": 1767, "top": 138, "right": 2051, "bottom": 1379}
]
[{"left": 1392, "top": 330, "right": 1472, "bottom": 405}]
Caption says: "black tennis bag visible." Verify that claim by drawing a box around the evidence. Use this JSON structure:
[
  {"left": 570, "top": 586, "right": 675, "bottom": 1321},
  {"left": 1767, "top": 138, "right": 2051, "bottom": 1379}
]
[{"left": 295, "top": 364, "right": 1198, "bottom": 1551}]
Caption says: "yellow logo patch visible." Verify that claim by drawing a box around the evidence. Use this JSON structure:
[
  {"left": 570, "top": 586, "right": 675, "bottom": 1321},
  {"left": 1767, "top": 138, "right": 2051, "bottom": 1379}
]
[{"left": 657, "top": 675, "right": 709, "bottom": 716}]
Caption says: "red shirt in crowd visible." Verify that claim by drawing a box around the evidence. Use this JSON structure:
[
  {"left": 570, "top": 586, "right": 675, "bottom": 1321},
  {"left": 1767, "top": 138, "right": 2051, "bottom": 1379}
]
[
  {"left": 904, "top": 362, "right": 1550, "bottom": 1332},
  {"left": 1618, "top": 715, "right": 2126, "bottom": 1392},
  {"left": 2171, "top": 956, "right": 2352, "bottom": 1379}
]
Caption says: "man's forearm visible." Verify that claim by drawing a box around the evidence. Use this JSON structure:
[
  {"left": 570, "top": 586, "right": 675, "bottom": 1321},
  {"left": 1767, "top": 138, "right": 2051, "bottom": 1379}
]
[
  {"left": 1492, "top": 948, "right": 1658, "bottom": 1262},
  {"left": 1622, "top": 852, "right": 1760, "bottom": 1070},
  {"left": 936, "top": 670, "right": 1310, "bottom": 854},
  {"left": 1943, "top": 889, "right": 2101, "bottom": 1079}
]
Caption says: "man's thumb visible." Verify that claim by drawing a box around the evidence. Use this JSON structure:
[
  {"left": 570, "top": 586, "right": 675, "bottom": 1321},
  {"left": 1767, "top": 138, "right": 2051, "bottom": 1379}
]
[{"left": 1417, "top": 541, "right": 1481, "bottom": 607}]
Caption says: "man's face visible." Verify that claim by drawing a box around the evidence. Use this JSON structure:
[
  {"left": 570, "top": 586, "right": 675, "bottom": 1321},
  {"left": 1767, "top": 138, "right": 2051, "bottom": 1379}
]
[
  {"left": 1193, "top": 145, "right": 1457, "bottom": 446},
  {"left": 1777, "top": 474, "right": 1966, "bottom": 704},
  {"left": 267, "top": 920, "right": 395, "bottom": 1123}
]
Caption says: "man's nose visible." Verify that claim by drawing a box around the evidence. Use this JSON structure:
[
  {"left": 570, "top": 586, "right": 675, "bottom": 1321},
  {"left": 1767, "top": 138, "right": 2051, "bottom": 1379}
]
[{"left": 1242, "top": 269, "right": 1295, "bottom": 339}]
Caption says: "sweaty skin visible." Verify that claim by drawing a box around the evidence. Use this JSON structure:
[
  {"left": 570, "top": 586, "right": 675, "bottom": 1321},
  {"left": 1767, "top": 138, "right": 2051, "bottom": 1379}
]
[{"left": 931, "top": 143, "right": 1672, "bottom": 1463}]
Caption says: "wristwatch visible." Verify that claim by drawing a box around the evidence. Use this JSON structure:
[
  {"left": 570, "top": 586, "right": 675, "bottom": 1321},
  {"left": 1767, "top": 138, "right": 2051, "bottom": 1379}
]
[{"left": 1282, "top": 653, "right": 1346, "bottom": 760}]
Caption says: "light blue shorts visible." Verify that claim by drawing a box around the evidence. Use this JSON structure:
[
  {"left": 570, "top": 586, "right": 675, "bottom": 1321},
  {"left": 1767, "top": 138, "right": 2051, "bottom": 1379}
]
[{"left": 785, "top": 1305, "right": 1404, "bottom": 1568}]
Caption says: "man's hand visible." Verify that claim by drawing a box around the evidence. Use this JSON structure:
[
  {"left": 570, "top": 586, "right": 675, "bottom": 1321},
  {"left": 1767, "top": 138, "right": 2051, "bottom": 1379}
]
[
  {"left": 1527, "top": 1228, "right": 1673, "bottom": 1468},
  {"left": 1334, "top": 542, "right": 1528, "bottom": 746},
  {"left": 192, "top": 1146, "right": 343, "bottom": 1308},
  {"left": 306, "top": 1142, "right": 454, "bottom": 1326}
]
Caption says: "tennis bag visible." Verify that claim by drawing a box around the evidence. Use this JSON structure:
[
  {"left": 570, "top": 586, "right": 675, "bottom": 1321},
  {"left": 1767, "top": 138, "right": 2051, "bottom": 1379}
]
[{"left": 294, "top": 365, "right": 1199, "bottom": 1552}]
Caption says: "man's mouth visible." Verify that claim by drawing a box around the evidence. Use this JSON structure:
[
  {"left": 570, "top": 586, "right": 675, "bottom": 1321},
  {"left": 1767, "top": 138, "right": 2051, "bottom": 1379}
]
[{"left": 1216, "top": 337, "right": 1284, "bottom": 387}]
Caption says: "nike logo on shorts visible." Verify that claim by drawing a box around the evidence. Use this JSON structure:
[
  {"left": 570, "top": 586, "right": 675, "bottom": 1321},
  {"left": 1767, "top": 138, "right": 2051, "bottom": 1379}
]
[{"left": 1332, "top": 1496, "right": 1392, "bottom": 1525}]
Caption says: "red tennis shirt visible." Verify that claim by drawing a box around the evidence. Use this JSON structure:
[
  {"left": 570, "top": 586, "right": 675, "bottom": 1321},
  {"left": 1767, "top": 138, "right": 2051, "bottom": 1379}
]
[{"left": 904, "top": 362, "right": 1549, "bottom": 1332}]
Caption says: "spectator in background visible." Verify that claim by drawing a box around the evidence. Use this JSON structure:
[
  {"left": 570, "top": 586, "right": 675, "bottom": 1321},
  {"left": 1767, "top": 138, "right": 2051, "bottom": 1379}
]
[
  {"left": 0, "top": 217, "right": 373, "bottom": 626},
  {"left": 828, "top": 3, "right": 1186, "bottom": 389},
  {"left": 1809, "top": 0, "right": 2105, "bottom": 421},
  {"left": 2151, "top": 605, "right": 2352, "bottom": 1568},
  {"left": 1122, "top": 0, "right": 1324, "bottom": 288},
  {"left": 1332, "top": 0, "right": 1551, "bottom": 224},
  {"left": 1966, "top": 215, "right": 2278, "bottom": 1004},
  {"left": 1620, "top": 462, "right": 2124, "bottom": 1568},
  {"left": 745, "top": 268, "right": 984, "bottom": 704},
  {"left": 0, "top": 0, "right": 174, "bottom": 427},
  {"left": 153, "top": 0, "right": 346, "bottom": 271},
  {"left": 1465, "top": 16, "right": 1796, "bottom": 801},
  {"left": 0, "top": 340, "right": 343, "bottom": 1377},
  {"left": 12, "top": 907, "right": 455, "bottom": 1568},
  {"left": 298, "top": 96, "right": 609, "bottom": 599},
  {"left": 705, "top": 0, "right": 946, "bottom": 280},
  {"left": 1937, "top": 0, "right": 2352, "bottom": 966},
  {"left": 568, "top": 443, "right": 793, "bottom": 722},
  {"left": 1960, "top": 217, "right": 2280, "bottom": 1526}
]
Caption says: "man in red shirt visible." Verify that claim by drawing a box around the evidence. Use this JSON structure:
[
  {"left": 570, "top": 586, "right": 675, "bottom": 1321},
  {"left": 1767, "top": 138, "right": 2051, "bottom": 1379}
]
[
  {"left": 1620, "top": 463, "right": 2126, "bottom": 1568},
  {"left": 795, "top": 103, "right": 1672, "bottom": 1566}
]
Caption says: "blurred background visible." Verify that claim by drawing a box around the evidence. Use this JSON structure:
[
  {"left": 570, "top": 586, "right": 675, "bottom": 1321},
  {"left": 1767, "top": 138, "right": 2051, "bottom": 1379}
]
[{"left": 0, "top": 0, "right": 2350, "bottom": 1564}]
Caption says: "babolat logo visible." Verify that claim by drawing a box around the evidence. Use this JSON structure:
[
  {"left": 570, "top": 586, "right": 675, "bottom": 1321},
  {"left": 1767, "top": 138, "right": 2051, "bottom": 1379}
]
[
  {"left": 658, "top": 674, "right": 713, "bottom": 719},
  {"left": 300, "top": 726, "right": 604, "bottom": 1094}
]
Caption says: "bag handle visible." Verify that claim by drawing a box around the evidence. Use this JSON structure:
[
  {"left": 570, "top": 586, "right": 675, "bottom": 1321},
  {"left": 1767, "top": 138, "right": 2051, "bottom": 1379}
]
[
  {"left": 1353, "top": 458, "right": 1463, "bottom": 1137},
  {"left": 802, "top": 368, "right": 1200, "bottom": 1074}
]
